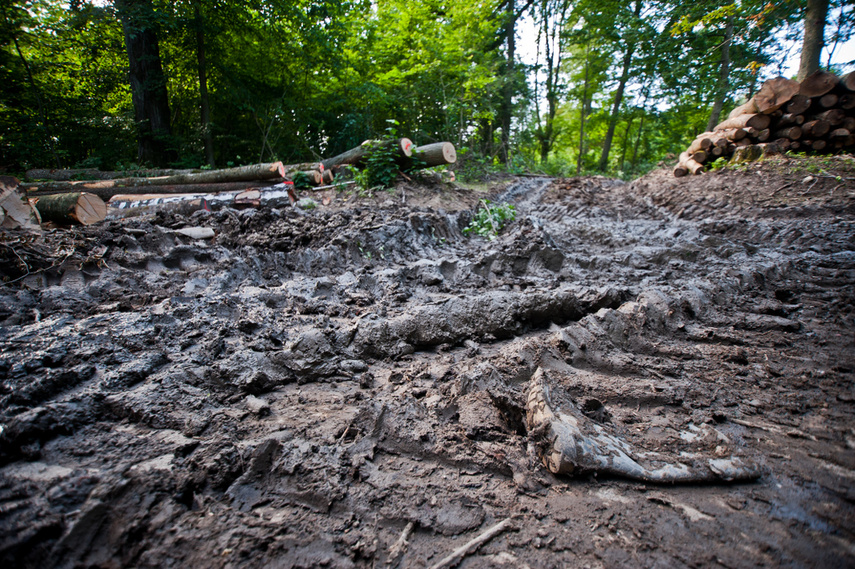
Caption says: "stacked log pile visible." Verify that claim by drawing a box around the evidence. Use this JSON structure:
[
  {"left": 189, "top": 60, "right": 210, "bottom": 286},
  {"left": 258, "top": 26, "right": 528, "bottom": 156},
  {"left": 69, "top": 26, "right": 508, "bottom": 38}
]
[
  {"left": 674, "top": 71, "right": 855, "bottom": 177},
  {"left": 21, "top": 138, "right": 458, "bottom": 220}
]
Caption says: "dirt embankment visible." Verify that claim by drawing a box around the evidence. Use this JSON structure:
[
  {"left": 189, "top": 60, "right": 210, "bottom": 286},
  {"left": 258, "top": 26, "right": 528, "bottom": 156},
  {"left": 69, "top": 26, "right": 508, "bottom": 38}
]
[{"left": 1, "top": 156, "right": 854, "bottom": 568}]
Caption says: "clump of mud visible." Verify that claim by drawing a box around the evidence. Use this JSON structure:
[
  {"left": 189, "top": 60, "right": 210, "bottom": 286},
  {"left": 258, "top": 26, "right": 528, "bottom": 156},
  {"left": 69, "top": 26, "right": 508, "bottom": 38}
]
[{"left": 1, "top": 160, "right": 854, "bottom": 568}]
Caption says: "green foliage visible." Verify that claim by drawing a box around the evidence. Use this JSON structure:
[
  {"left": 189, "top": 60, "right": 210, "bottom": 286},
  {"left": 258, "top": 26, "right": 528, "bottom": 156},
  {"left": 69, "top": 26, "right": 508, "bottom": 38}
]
[
  {"left": 352, "top": 120, "right": 402, "bottom": 193},
  {"left": 463, "top": 200, "right": 516, "bottom": 240}
]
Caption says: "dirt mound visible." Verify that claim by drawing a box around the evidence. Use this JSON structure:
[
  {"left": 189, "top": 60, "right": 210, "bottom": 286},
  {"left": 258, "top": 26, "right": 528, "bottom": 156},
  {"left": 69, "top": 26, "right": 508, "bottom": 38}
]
[{"left": 1, "top": 160, "right": 854, "bottom": 567}]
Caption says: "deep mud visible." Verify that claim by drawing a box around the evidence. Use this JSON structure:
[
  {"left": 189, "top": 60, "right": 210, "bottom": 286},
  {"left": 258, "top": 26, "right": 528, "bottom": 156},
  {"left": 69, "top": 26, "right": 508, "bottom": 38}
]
[{"left": 1, "top": 156, "right": 854, "bottom": 568}]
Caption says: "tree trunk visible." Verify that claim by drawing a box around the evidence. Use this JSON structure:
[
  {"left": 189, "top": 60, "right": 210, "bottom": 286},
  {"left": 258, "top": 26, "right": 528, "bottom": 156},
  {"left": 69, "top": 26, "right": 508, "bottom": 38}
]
[
  {"left": 115, "top": 0, "right": 175, "bottom": 166},
  {"left": 195, "top": 3, "right": 215, "bottom": 168},
  {"left": 706, "top": 14, "right": 734, "bottom": 133},
  {"left": 26, "top": 168, "right": 199, "bottom": 181},
  {"left": 498, "top": 0, "right": 519, "bottom": 164},
  {"left": 798, "top": 0, "right": 829, "bottom": 82},
  {"left": 33, "top": 193, "right": 107, "bottom": 225},
  {"left": 599, "top": 0, "right": 642, "bottom": 171},
  {"left": 577, "top": 46, "right": 590, "bottom": 176}
]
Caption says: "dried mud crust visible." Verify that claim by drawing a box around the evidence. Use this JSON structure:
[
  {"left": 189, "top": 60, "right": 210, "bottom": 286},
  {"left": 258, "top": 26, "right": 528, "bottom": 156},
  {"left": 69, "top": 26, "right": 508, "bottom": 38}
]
[{"left": 0, "top": 160, "right": 853, "bottom": 568}]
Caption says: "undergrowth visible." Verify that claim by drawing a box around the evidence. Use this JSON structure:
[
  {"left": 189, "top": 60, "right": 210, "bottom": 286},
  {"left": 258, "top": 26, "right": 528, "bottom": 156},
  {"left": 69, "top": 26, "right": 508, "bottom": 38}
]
[{"left": 464, "top": 200, "right": 516, "bottom": 240}]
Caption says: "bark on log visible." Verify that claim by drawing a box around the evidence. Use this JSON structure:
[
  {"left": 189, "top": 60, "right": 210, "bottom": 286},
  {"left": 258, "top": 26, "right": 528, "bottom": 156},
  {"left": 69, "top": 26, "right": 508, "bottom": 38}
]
[
  {"left": 786, "top": 95, "right": 812, "bottom": 115},
  {"left": 293, "top": 170, "right": 323, "bottom": 186},
  {"left": 799, "top": 70, "right": 839, "bottom": 98},
  {"left": 841, "top": 71, "right": 855, "bottom": 92},
  {"left": 21, "top": 163, "right": 286, "bottom": 194},
  {"left": 714, "top": 113, "right": 770, "bottom": 131},
  {"left": 727, "top": 98, "right": 759, "bottom": 120},
  {"left": 687, "top": 134, "right": 714, "bottom": 154},
  {"left": 282, "top": 162, "right": 324, "bottom": 175},
  {"left": 0, "top": 176, "right": 41, "bottom": 231},
  {"left": 413, "top": 142, "right": 457, "bottom": 167},
  {"left": 25, "top": 181, "right": 279, "bottom": 201},
  {"left": 26, "top": 168, "right": 198, "bottom": 181},
  {"left": 775, "top": 126, "right": 802, "bottom": 140},
  {"left": 320, "top": 139, "right": 414, "bottom": 171},
  {"left": 802, "top": 119, "right": 830, "bottom": 138},
  {"left": 32, "top": 192, "right": 107, "bottom": 225}
]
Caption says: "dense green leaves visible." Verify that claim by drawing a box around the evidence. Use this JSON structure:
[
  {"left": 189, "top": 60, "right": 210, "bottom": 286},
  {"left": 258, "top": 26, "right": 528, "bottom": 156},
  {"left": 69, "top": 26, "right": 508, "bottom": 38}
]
[{"left": 0, "top": 0, "right": 850, "bottom": 175}]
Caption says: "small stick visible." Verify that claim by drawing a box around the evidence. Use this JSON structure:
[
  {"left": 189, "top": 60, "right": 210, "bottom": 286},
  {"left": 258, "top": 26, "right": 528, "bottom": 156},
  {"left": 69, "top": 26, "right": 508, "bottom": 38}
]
[
  {"left": 386, "top": 521, "right": 415, "bottom": 567},
  {"left": 428, "top": 518, "right": 516, "bottom": 569}
]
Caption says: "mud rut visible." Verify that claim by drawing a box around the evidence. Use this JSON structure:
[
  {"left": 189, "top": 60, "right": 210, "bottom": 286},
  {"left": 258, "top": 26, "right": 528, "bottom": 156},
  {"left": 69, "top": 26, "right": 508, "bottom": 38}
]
[{"left": 0, "top": 174, "right": 853, "bottom": 568}]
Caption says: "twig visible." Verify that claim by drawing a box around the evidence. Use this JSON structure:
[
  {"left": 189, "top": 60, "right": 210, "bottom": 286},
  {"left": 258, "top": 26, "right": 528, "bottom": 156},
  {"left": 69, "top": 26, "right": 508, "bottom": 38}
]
[
  {"left": 428, "top": 518, "right": 516, "bottom": 569},
  {"left": 386, "top": 521, "right": 415, "bottom": 568},
  {"left": 771, "top": 182, "right": 792, "bottom": 196}
]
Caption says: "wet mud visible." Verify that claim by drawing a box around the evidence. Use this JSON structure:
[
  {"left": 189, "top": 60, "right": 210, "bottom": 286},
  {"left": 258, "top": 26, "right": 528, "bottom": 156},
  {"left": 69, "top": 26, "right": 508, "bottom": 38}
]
[{"left": 1, "top": 160, "right": 854, "bottom": 568}]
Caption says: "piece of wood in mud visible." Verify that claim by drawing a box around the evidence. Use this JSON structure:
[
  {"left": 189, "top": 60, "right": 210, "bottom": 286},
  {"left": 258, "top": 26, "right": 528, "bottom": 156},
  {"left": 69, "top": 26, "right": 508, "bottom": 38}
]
[
  {"left": 799, "top": 70, "right": 839, "bottom": 98},
  {"left": 33, "top": 192, "right": 107, "bottom": 225}
]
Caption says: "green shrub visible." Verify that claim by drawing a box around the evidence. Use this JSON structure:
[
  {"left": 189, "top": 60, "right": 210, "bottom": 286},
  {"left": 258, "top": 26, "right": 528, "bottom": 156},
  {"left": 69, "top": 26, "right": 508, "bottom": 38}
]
[{"left": 464, "top": 200, "right": 516, "bottom": 240}]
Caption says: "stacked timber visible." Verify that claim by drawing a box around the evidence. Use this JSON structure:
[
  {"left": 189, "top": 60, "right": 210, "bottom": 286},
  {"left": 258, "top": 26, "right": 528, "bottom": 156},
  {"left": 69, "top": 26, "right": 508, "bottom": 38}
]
[
  {"left": 674, "top": 70, "right": 855, "bottom": 177},
  {"left": 23, "top": 138, "right": 459, "bottom": 216}
]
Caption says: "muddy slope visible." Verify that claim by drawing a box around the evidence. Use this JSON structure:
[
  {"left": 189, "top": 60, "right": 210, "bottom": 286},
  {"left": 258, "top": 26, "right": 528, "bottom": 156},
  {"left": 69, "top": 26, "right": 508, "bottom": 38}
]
[{"left": 1, "top": 161, "right": 854, "bottom": 568}]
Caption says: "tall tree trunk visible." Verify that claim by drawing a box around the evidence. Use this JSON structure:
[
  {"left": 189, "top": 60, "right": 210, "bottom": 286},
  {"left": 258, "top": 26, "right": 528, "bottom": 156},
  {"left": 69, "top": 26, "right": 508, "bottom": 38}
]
[
  {"left": 706, "top": 14, "right": 734, "bottom": 133},
  {"left": 798, "top": 0, "right": 829, "bottom": 81},
  {"left": 498, "top": 0, "right": 516, "bottom": 164},
  {"left": 619, "top": 115, "right": 634, "bottom": 171},
  {"left": 195, "top": 3, "right": 215, "bottom": 168},
  {"left": 598, "top": 1, "right": 641, "bottom": 172},
  {"left": 576, "top": 46, "right": 590, "bottom": 176},
  {"left": 115, "top": 0, "right": 175, "bottom": 167},
  {"left": 537, "top": 0, "right": 569, "bottom": 164}
]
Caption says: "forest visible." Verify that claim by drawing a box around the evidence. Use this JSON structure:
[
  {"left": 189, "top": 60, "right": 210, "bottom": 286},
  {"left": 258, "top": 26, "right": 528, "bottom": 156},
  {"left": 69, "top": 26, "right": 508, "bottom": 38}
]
[{"left": 1, "top": 0, "right": 853, "bottom": 179}]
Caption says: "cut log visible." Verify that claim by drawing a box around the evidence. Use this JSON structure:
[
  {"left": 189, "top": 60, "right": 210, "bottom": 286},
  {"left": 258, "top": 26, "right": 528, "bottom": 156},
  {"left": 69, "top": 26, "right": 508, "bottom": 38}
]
[
  {"left": 282, "top": 161, "right": 324, "bottom": 175},
  {"left": 753, "top": 77, "right": 801, "bottom": 114},
  {"left": 774, "top": 126, "right": 802, "bottom": 140},
  {"left": 321, "top": 138, "right": 414, "bottom": 171},
  {"left": 676, "top": 151, "right": 704, "bottom": 175},
  {"left": 774, "top": 138, "right": 791, "bottom": 150},
  {"left": 841, "top": 71, "right": 855, "bottom": 92},
  {"left": 786, "top": 95, "right": 812, "bottom": 115},
  {"left": 687, "top": 134, "right": 714, "bottom": 154},
  {"left": 21, "top": 163, "right": 286, "bottom": 195},
  {"left": 779, "top": 114, "right": 804, "bottom": 126},
  {"left": 756, "top": 128, "right": 771, "bottom": 142},
  {"left": 727, "top": 97, "right": 759, "bottom": 119},
  {"left": 829, "top": 128, "right": 852, "bottom": 140},
  {"left": 789, "top": 141, "right": 801, "bottom": 150},
  {"left": 25, "top": 180, "right": 279, "bottom": 201},
  {"left": 840, "top": 94, "right": 855, "bottom": 110},
  {"left": 731, "top": 144, "right": 765, "bottom": 163},
  {"left": 799, "top": 70, "right": 839, "bottom": 98},
  {"left": 818, "top": 93, "right": 839, "bottom": 108},
  {"left": 0, "top": 176, "right": 41, "bottom": 231},
  {"left": 734, "top": 138, "right": 751, "bottom": 148},
  {"left": 842, "top": 117, "right": 855, "bottom": 132},
  {"left": 691, "top": 150, "right": 708, "bottom": 163},
  {"left": 811, "top": 139, "right": 827, "bottom": 151},
  {"left": 714, "top": 113, "right": 770, "bottom": 132},
  {"left": 413, "top": 142, "right": 457, "bottom": 167},
  {"left": 814, "top": 109, "right": 845, "bottom": 126},
  {"left": 721, "top": 128, "right": 748, "bottom": 141},
  {"left": 33, "top": 192, "right": 107, "bottom": 225},
  {"left": 293, "top": 170, "right": 323, "bottom": 186},
  {"left": 322, "top": 169, "right": 334, "bottom": 185},
  {"left": 710, "top": 145, "right": 724, "bottom": 156},
  {"left": 802, "top": 119, "right": 830, "bottom": 138},
  {"left": 26, "top": 168, "right": 198, "bottom": 181}
]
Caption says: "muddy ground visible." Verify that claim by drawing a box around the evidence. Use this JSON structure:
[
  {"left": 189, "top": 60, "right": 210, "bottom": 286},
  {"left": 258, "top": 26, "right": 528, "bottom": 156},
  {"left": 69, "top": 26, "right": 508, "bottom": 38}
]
[{"left": 0, "top": 154, "right": 854, "bottom": 568}]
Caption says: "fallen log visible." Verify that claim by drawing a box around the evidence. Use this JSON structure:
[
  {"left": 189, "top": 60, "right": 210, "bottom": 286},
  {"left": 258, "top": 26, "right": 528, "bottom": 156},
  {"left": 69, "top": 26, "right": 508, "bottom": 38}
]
[
  {"left": 799, "top": 70, "right": 839, "bottom": 98},
  {"left": 26, "top": 168, "right": 198, "bottom": 181},
  {"left": 32, "top": 192, "right": 107, "bottom": 225},
  {"left": 25, "top": 181, "right": 279, "bottom": 201},
  {"left": 714, "top": 113, "right": 770, "bottom": 132},
  {"left": 22, "top": 162, "right": 286, "bottom": 194},
  {"left": 321, "top": 138, "right": 414, "bottom": 171},
  {"left": 413, "top": 142, "right": 457, "bottom": 167}
]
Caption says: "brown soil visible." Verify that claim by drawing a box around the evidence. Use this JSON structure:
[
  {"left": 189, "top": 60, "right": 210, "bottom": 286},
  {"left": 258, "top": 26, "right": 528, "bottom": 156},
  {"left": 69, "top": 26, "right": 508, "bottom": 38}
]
[{"left": 1, "top": 156, "right": 854, "bottom": 568}]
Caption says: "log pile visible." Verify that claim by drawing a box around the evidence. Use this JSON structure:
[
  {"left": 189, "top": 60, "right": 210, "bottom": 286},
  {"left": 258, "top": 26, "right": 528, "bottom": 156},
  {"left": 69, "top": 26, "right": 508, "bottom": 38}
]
[
  {"left": 21, "top": 138, "right": 458, "bottom": 219},
  {"left": 674, "top": 71, "right": 855, "bottom": 177}
]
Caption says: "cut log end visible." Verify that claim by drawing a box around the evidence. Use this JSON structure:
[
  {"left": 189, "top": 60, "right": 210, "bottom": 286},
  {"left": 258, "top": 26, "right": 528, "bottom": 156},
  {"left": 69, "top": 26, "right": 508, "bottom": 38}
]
[{"left": 34, "top": 192, "right": 107, "bottom": 225}]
